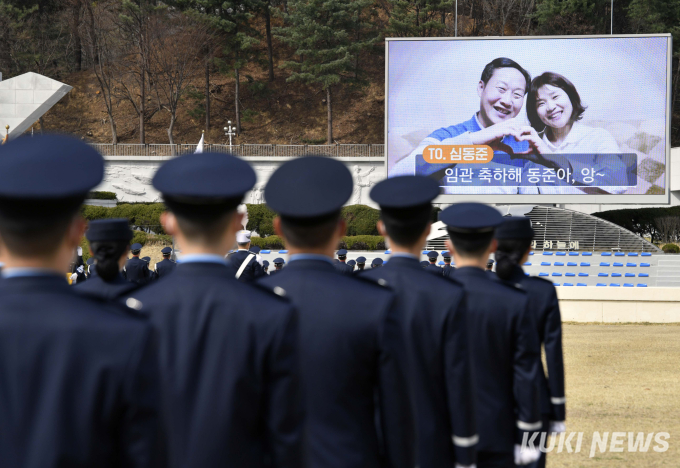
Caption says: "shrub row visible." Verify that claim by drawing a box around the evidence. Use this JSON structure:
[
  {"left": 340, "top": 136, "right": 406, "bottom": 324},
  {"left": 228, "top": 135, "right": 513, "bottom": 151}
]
[
  {"left": 662, "top": 243, "right": 680, "bottom": 253},
  {"left": 79, "top": 232, "right": 172, "bottom": 263},
  {"left": 249, "top": 235, "right": 386, "bottom": 251},
  {"left": 81, "top": 203, "right": 166, "bottom": 234},
  {"left": 87, "top": 191, "right": 117, "bottom": 200}
]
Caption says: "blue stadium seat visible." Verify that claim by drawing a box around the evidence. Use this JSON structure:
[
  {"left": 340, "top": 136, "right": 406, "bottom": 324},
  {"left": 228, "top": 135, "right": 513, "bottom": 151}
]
[
  {"left": 641, "top": 263, "right": 651, "bottom": 267},
  {"left": 614, "top": 252, "right": 625, "bottom": 257},
  {"left": 541, "top": 262, "right": 551, "bottom": 266},
  {"left": 569, "top": 252, "right": 579, "bottom": 256},
  {"left": 556, "top": 252, "right": 566, "bottom": 256},
  {"left": 601, "top": 252, "right": 612, "bottom": 256},
  {"left": 582, "top": 252, "right": 593, "bottom": 256},
  {"left": 567, "top": 262, "right": 577, "bottom": 266},
  {"left": 523, "top": 262, "right": 532, "bottom": 266},
  {"left": 598, "top": 273, "right": 609, "bottom": 277},
  {"left": 551, "top": 272, "right": 562, "bottom": 277},
  {"left": 580, "top": 262, "right": 591, "bottom": 267},
  {"left": 421, "top": 251, "right": 429, "bottom": 255},
  {"left": 554, "top": 262, "right": 564, "bottom": 266},
  {"left": 628, "top": 252, "right": 638, "bottom": 256},
  {"left": 612, "top": 273, "right": 622, "bottom": 277},
  {"left": 600, "top": 262, "right": 610, "bottom": 267},
  {"left": 553, "top": 283, "right": 561, "bottom": 286},
  {"left": 610, "top": 283, "right": 620, "bottom": 287},
  {"left": 577, "top": 283, "right": 587, "bottom": 286},
  {"left": 438, "top": 261, "right": 445, "bottom": 265},
  {"left": 529, "top": 252, "right": 534, "bottom": 255},
  {"left": 626, "top": 263, "right": 637, "bottom": 267},
  {"left": 578, "top": 273, "right": 589, "bottom": 277},
  {"left": 596, "top": 283, "right": 607, "bottom": 287},
  {"left": 565, "top": 273, "right": 575, "bottom": 277},
  {"left": 641, "top": 252, "right": 652, "bottom": 257},
  {"left": 539, "top": 273, "right": 549, "bottom": 277},
  {"left": 543, "top": 252, "right": 553, "bottom": 255},
  {"left": 637, "top": 284, "right": 648, "bottom": 287},
  {"left": 639, "top": 273, "right": 649, "bottom": 277},
  {"left": 624, "top": 283, "right": 634, "bottom": 287},
  {"left": 613, "top": 262, "right": 623, "bottom": 267},
  {"left": 625, "top": 273, "right": 635, "bottom": 277},
  {"left": 384, "top": 250, "right": 392, "bottom": 254},
  {"left": 279, "top": 250, "right": 288, "bottom": 254},
  {"left": 261, "top": 250, "right": 271, "bottom": 254},
  {"left": 563, "top": 283, "right": 573, "bottom": 286}
]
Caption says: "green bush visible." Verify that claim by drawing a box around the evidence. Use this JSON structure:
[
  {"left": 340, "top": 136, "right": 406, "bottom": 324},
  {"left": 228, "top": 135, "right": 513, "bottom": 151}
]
[
  {"left": 80, "top": 203, "right": 167, "bottom": 235},
  {"left": 246, "top": 204, "right": 277, "bottom": 236},
  {"left": 338, "top": 235, "right": 385, "bottom": 251},
  {"left": 87, "top": 191, "right": 117, "bottom": 200},
  {"left": 250, "top": 236, "right": 285, "bottom": 250},
  {"left": 131, "top": 231, "right": 149, "bottom": 246},
  {"left": 341, "top": 205, "right": 380, "bottom": 236},
  {"left": 662, "top": 243, "right": 680, "bottom": 253}
]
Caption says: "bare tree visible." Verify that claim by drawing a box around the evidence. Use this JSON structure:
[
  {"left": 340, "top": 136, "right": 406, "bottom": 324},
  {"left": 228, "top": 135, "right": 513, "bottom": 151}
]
[
  {"left": 83, "top": 0, "right": 120, "bottom": 143},
  {"left": 655, "top": 217, "right": 680, "bottom": 243},
  {"left": 148, "top": 12, "right": 209, "bottom": 148}
]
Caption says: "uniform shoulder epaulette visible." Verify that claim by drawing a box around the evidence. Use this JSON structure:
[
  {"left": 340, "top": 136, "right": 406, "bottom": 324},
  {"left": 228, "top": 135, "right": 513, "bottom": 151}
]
[
  {"left": 353, "top": 274, "right": 391, "bottom": 289},
  {"left": 250, "top": 282, "right": 292, "bottom": 302}
]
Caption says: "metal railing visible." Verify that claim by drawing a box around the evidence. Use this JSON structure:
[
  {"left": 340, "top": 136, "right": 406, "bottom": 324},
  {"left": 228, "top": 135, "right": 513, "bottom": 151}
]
[{"left": 90, "top": 143, "right": 384, "bottom": 158}]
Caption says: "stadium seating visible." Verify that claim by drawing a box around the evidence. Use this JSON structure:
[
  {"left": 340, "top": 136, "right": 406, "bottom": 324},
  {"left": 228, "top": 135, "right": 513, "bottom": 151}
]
[
  {"left": 637, "top": 284, "right": 648, "bottom": 287},
  {"left": 577, "top": 283, "right": 587, "bottom": 286},
  {"left": 565, "top": 273, "right": 575, "bottom": 277},
  {"left": 524, "top": 262, "right": 532, "bottom": 266},
  {"left": 567, "top": 262, "right": 578, "bottom": 266},
  {"left": 543, "top": 252, "right": 553, "bottom": 255},
  {"left": 580, "top": 262, "right": 590, "bottom": 267},
  {"left": 615, "top": 252, "right": 625, "bottom": 257},
  {"left": 601, "top": 252, "right": 612, "bottom": 256},
  {"left": 579, "top": 273, "right": 589, "bottom": 277},
  {"left": 610, "top": 283, "right": 620, "bottom": 287},
  {"left": 598, "top": 273, "right": 608, "bottom": 277},
  {"left": 626, "top": 263, "right": 636, "bottom": 267},
  {"left": 556, "top": 252, "right": 566, "bottom": 256},
  {"left": 612, "top": 273, "right": 622, "bottom": 277},
  {"left": 613, "top": 262, "right": 623, "bottom": 267},
  {"left": 600, "top": 262, "right": 610, "bottom": 267},
  {"left": 625, "top": 273, "right": 635, "bottom": 277},
  {"left": 639, "top": 273, "right": 649, "bottom": 277},
  {"left": 552, "top": 273, "right": 562, "bottom": 276},
  {"left": 563, "top": 283, "right": 573, "bottom": 286},
  {"left": 261, "top": 250, "right": 271, "bottom": 254},
  {"left": 624, "top": 283, "right": 634, "bottom": 287},
  {"left": 596, "top": 283, "right": 607, "bottom": 287},
  {"left": 555, "top": 262, "right": 564, "bottom": 266},
  {"left": 641, "top": 263, "right": 651, "bottom": 267},
  {"left": 569, "top": 252, "right": 579, "bottom": 256}
]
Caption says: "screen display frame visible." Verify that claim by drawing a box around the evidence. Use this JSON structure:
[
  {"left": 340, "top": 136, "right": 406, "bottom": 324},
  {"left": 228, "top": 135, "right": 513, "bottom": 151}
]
[{"left": 385, "top": 34, "right": 672, "bottom": 205}]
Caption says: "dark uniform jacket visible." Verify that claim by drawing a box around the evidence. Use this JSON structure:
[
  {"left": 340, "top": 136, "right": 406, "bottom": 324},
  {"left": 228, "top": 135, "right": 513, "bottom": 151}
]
[
  {"left": 451, "top": 267, "right": 541, "bottom": 455},
  {"left": 124, "top": 256, "right": 152, "bottom": 285},
  {"left": 424, "top": 263, "right": 443, "bottom": 276},
  {"left": 0, "top": 274, "right": 164, "bottom": 468},
  {"left": 362, "top": 255, "right": 477, "bottom": 467},
  {"left": 495, "top": 266, "right": 566, "bottom": 421},
  {"left": 227, "top": 250, "right": 265, "bottom": 282},
  {"left": 259, "top": 258, "right": 415, "bottom": 468},
  {"left": 128, "top": 261, "right": 303, "bottom": 468},
  {"left": 442, "top": 264, "right": 455, "bottom": 278},
  {"left": 75, "top": 272, "right": 141, "bottom": 302},
  {"left": 154, "top": 258, "right": 176, "bottom": 280},
  {"left": 333, "top": 261, "right": 353, "bottom": 275}
]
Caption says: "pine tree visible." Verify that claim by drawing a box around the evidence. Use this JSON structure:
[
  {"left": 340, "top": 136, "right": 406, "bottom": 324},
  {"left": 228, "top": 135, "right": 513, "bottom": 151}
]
[{"left": 276, "top": 0, "right": 378, "bottom": 143}]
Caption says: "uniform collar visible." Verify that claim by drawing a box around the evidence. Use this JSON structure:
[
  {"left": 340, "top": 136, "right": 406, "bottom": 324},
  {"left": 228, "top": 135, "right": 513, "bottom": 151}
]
[
  {"left": 452, "top": 265, "right": 487, "bottom": 278},
  {"left": 179, "top": 254, "right": 229, "bottom": 267},
  {"left": 383, "top": 255, "right": 421, "bottom": 270},
  {"left": 288, "top": 254, "right": 334, "bottom": 265},
  {"left": 2, "top": 267, "right": 64, "bottom": 279}
]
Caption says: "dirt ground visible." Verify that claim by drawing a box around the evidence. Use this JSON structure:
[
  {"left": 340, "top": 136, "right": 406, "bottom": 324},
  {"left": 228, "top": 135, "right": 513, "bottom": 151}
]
[{"left": 549, "top": 324, "right": 680, "bottom": 467}]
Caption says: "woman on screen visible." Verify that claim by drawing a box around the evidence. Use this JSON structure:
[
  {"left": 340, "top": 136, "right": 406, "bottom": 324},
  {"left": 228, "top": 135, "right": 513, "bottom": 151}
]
[{"left": 521, "top": 72, "right": 628, "bottom": 193}]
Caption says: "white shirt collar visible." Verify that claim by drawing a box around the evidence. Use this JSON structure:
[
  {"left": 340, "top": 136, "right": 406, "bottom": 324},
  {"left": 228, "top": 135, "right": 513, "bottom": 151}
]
[{"left": 542, "top": 122, "right": 586, "bottom": 151}]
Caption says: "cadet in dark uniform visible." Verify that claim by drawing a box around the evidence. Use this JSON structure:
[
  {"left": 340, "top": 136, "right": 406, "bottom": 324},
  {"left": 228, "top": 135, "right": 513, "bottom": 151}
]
[
  {"left": 364, "top": 175, "right": 477, "bottom": 468},
  {"left": 75, "top": 219, "right": 143, "bottom": 302},
  {"left": 334, "top": 248, "right": 353, "bottom": 275},
  {"left": 154, "top": 246, "right": 176, "bottom": 279},
  {"left": 356, "top": 256, "right": 367, "bottom": 271},
  {"left": 441, "top": 203, "right": 542, "bottom": 467},
  {"left": 347, "top": 259, "right": 356, "bottom": 271},
  {"left": 262, "top": 259, "right": 270, "bottom": 274},
  {"left": 0, "top": 134, "right": 164, "bottom": 467},
  {"left": 270, "top": 257, "right": 285, "bottom": 275},
  {"left": 442, "top": 251, "right": 455, "bottom": 278},
  {"left": 123, "top": 242, "right": 152, "bottom": 285},
  {"left": 420, "top": 260, "right": 429, "bottom": 268},
  {"left": 70, "top": 263, "right": 87, "bottom": 284},
  {"left": 494, "top": 217, "right": 566, "bottom": 468},
  {"left": 85, "top": 257, "right": 96, "bottom": 278},
  {"left": 228, "top": 230, "right": 265, "bottom": 281},
  {"left": 259, "top": 156, "right": 415, "bottom": 468},
  {"left": 127, "top": 152, "right": 303, "bottom": 468},
  {"left": 371, "top": 257, "right": 383, "bottom": 268},
  {"left": 486, "top": 259, "right": 495, "bottom": 271},
  {"left": 425, "top": 251, "right": 443, "bottom": 276}
]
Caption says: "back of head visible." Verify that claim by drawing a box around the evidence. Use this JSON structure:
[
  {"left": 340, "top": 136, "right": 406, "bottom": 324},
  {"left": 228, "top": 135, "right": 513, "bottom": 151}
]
[
  {"left": 439, "top": 203, "right": 503, "bottom": 259},
  {"left": 494, "top": 216, "right": 534, "bottom": 280},
  {"left": 265, "top": 156, "right": 353, "bottom": 249},
  {"left": 0, "top": 134, "right": 104, "bottom": 259},
  {"left": 370, "top": 175, "right": 439, "bottom": 248},
  {"left": 86, "top": 219, "right": 133, "bottom": 282},
  {"left": 153, "top": 152, "right": 256, "bottom": 246}
]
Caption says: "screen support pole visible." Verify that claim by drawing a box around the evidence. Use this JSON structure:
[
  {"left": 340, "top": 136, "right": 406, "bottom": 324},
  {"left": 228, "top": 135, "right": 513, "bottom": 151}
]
[
  {"left": 611, "top": 0, "right": 613, "bottom": 34},
  {"left": 455, "top": 0, "right": 458, "bottom": 37}
]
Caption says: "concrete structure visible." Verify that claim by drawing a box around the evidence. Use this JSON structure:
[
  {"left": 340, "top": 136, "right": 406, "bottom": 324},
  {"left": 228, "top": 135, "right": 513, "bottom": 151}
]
[
  {"left": 0, "top": 72, "right": 72, "bottom": 139},
  {"left": 556, "top": 287, "right": 680, "bottom": 323}
]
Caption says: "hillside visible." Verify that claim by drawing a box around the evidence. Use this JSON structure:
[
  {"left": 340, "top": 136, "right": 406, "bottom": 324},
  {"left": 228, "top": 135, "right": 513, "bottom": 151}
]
[{"left": 37, "top": 52, "right": 386, "bottom": 146}]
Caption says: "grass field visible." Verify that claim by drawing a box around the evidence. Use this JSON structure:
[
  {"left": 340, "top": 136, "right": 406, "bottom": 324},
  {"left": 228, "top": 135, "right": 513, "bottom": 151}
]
[{"left": 549, "top": 324, "right": 680, "bottom": 467}]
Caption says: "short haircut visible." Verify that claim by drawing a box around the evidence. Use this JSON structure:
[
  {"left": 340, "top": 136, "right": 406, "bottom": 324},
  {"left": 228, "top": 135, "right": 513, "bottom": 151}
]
[
  {"left": 447, "top": 229, "right": 495, "bottom": 258},
  {"left": 0, "top": 197, "right": 83, "bottom": 258},
  {"left": 174, "top": 210, "right": 235, "bottom": 246},
  {"left": 237, "top": 242, "right": 250, "bottom": 247},
  {"left": 480, "top": 57, "right": 531, "bottom": 94},
  {"left": 279, "top": 212, "right": 341, "bottom": 249},
  {"left": 380, "top": 206, "right": 430, "bottom": 248},
  {"left": 526, "top": 72, "right": 587, "bottom": 131}
]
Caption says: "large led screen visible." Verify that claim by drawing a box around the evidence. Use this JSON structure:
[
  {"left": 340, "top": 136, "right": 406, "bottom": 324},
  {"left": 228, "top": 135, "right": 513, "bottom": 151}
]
[{"left": 386, "top": 35, "right": 671, "bottom": 203}]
